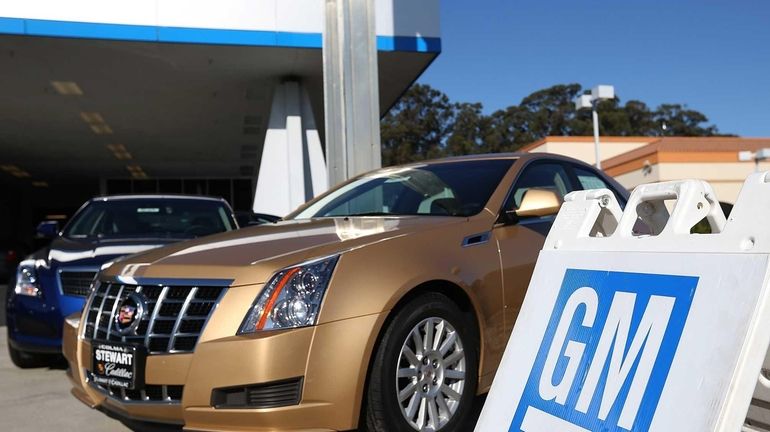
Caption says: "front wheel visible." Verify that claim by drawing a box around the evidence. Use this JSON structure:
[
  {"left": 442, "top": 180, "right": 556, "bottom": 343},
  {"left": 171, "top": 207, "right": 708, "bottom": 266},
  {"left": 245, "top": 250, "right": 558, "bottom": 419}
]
[{"left": 363, "top": 292, "right": 479, "bottom": 432}]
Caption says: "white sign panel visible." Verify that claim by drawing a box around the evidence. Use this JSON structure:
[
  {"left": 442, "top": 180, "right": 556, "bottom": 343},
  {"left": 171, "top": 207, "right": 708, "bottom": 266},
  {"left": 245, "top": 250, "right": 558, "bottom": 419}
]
[{"left": 478, "top": 175, "right": 770, "bottom": 432}]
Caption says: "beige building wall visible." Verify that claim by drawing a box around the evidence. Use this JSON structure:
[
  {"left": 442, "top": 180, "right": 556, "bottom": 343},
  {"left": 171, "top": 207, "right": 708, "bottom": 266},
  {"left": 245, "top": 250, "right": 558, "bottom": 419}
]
[
  {"left": 657, "top": 162, "right": 769, "bottom": 182},
  {"left": 615, "top": 161, "right": 770, "bottom": 204},
  {"left": 613, "top": 165, "right": 661, "bottom": 191},
  {"left": 528, "top": 140, "right": 652, "bottom": 166},
  {"left": 525, "top": 136, "right": 770, "bottom": 205},
  {"left": 708, "top": 181, "right": 745, "bottom": 204}
]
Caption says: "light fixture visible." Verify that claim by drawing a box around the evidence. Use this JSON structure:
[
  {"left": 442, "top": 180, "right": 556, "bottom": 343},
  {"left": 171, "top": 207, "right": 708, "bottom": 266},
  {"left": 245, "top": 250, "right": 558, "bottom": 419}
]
[
  {"left": 51, "top": 81, "right": 83, "bottom": 96},
  {"left": 738, "top": 149, "right": 770, "bottom": 172},
  {"left": 90, "top": 125, "right": 113, "bottom": 135},
  {"left": 106, "top": 144, "right": 132, "bottom": 160},
  {"left": 126, "top": 164, "right": 148, "bottom": 179},
  {"left": 80, "top": 112, "right": 105, "bottom": 124},
  {"left": 241, "top": 144, "right": 259, "bottom": 160},
  {"left": 1, "top": 164, "right": 31, "bottom": 178},
  {"left": 32, "top": 181, "right": 48, "bottom": 187},
  {"left": 80, "top": 111, "right": 113, "bottom": 135},
  {"left": 574, "top": 85, "right": 616, "bottom": 169}
]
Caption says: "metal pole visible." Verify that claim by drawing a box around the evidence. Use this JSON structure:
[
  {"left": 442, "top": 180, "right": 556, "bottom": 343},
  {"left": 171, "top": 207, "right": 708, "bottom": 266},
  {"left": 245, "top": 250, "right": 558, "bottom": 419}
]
[
  {"left": 323, "top": 0, "right": 382, "bottom": 188},
  {"left": 592, "top": 103, "right": 601, "bottom": 169}
]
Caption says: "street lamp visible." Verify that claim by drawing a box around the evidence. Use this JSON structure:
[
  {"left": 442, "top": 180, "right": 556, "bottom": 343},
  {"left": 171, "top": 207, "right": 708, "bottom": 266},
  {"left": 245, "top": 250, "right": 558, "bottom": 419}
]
[
  {"left": 575, "top": 85, "right": 615, "bottom": 169},
  {"left": 738, "top": 149, "right": 770, "bottom": 172}
]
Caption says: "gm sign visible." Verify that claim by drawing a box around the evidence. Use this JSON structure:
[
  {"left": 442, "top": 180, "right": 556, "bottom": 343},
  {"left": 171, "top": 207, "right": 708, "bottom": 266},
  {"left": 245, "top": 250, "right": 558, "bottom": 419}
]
[{"left": 510, "top": 269, "right": 699, "bottom": 432}]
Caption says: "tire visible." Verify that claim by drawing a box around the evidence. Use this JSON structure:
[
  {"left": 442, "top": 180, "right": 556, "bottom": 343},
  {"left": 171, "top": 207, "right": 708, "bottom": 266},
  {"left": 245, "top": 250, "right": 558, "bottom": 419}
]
[
  {"left": 363, "top": 292, "right": 479, "bottom": 432},
  {"left": 7, "top": 331, "right": 51, "bottom": 369}
]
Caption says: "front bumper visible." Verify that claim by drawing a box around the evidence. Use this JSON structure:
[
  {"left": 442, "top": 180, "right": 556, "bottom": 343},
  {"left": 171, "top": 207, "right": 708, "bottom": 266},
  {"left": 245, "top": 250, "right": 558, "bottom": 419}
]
[
  {"left": 6, "top": 270, "right": 89, "bottom": 352},
  {"left": 65, "top": 311, "right": 386, "bottom": 431},
  {"left": 7, "top": 293, "right": 74, "bottom": 352}
]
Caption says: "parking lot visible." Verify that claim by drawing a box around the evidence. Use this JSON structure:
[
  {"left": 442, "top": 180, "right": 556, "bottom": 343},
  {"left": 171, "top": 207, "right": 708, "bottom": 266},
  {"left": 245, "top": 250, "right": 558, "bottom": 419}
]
[{"left": 0, "top": 284, "right": 130, "bottom": 431}]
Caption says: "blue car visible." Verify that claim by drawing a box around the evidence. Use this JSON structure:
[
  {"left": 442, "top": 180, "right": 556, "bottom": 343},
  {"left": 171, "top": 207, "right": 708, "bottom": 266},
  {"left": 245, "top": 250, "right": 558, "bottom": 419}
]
[{"left": 6, "top": 195, "right": 238, "bottom": 368}]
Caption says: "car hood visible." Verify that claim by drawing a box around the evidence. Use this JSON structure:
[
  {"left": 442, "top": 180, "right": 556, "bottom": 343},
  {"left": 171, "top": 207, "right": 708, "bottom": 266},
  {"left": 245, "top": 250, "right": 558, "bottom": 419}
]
[
  {"left": 37, "top": 236, "right": 181, "bottom": 269},
  {"left": 105, "top": 216, "right": 470, "bottom": 286}
]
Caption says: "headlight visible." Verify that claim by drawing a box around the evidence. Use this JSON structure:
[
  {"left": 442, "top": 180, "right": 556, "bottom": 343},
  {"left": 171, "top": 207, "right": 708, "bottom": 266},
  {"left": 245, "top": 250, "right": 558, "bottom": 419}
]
[
  {"left": 14, "top": 260, "right": 41, "bottom": 298},
  {"left": 238, "top": 255, "right": 339, "bottom": 333}
]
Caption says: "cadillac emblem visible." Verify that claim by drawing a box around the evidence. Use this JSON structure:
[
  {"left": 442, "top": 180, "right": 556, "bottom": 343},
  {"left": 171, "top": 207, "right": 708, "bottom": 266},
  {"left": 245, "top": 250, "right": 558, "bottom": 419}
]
[{"left": 114, "top": 292, "right": 147, "bottom": 336}]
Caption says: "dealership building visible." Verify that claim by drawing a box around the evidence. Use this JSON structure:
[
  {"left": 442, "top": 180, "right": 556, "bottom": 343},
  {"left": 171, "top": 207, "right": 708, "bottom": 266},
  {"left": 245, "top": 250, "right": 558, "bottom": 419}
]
[
  {"left": 523, "top": 136, "right": 770, "bottom": 205},
  {"left": 0, "top": 0, "right": 440, "bottom": 247}
]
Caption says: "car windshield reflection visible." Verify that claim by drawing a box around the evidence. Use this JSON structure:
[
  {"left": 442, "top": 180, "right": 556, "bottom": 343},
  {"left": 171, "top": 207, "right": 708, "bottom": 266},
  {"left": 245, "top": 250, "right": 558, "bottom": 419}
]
[
  {"left": 63, "top": 198, "right": 235, "bottom": 239},
  {"left": 290, "top": 159, "right": 514, "bottom": 219}
]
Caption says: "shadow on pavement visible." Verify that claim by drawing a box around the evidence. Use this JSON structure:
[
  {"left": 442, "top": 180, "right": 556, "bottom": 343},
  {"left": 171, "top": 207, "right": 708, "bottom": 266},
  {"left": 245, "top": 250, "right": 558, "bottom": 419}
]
[
  {"left": 106, "top": 394, "right": 486, "bottom": 432},
  {"left": 467, "top": 394, "right": 486, "bottom": 429},
  {"left": 347, "top": 394, "right": 486, "bottom": 431},
  {"left": 100, "top": 408, "right": 183, "bottom": 432}
]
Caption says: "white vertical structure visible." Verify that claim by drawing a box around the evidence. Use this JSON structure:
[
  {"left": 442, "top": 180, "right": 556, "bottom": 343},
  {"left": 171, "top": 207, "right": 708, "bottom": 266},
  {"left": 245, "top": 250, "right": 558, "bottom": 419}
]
[
  {"left": 253, "top": 81, "right": 328, "bottom": 216},
  {"left": 575, "top": 85, "right": 615, "bottom": 169},
  {"left": 323, "top": 0, "right": 382, "bottom": 188}
]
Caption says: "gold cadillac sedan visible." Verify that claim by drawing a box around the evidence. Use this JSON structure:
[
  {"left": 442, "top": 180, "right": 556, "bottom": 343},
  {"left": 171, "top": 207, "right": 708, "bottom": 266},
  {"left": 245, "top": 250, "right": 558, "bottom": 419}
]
[{"left": 63, "top": 153, "right": 627, "bottom": 431}]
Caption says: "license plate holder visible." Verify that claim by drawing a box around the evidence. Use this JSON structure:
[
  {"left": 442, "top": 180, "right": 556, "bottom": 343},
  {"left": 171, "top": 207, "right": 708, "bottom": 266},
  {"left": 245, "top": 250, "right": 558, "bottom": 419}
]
[{"left": 91, "top": 342, "right": 145, "bottom": 390}]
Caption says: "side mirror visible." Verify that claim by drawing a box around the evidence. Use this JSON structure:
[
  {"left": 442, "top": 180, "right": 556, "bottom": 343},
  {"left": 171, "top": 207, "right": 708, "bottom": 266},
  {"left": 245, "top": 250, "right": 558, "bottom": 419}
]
[
  {"left": 514, "top": 188, "right": 563, "bottom": 218},
  {"left": 36, "top": 221, "right": 60, "bottom": 238}
]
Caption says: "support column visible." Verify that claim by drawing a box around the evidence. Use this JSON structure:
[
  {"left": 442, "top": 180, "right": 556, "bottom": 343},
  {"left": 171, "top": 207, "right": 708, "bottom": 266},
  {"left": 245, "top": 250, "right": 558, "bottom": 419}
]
[
  {"left": 323, "top": 0, "right": 382, "bottom": 187},
  {"left": 253, "top": 81, "right": 328, "bottom": 216}
]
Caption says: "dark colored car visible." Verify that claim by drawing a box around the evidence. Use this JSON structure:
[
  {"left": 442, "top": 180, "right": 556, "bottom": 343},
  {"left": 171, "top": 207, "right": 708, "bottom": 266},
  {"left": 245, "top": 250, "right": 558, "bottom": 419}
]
[
  {"left": 234, "top": 211, "right": 280, "bottom": 227},
  {"left": 6, "top": 195, "right": 238, "bottom": 367}
]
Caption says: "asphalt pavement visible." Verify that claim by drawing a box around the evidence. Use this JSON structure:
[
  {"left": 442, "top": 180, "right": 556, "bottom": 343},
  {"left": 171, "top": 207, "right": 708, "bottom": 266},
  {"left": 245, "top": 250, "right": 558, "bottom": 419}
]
[{"left": 0, "top": 284, "right": 128, "bottom": 431}]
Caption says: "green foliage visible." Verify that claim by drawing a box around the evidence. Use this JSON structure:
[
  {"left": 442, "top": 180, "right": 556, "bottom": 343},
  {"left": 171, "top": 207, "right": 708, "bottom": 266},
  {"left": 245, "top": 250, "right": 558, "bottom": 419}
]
[
  {"left": 381, "top": 84, "right": 454, "bottom": 166},
  {"left": 380, "top": 83, "right": 728, "bottom": 166}
]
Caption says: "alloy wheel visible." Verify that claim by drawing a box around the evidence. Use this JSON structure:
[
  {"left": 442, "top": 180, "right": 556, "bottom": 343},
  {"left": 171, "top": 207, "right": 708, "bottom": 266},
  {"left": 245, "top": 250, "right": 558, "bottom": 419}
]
[{"left": 396, "top": 317, "right": 466, "bottom": 431}]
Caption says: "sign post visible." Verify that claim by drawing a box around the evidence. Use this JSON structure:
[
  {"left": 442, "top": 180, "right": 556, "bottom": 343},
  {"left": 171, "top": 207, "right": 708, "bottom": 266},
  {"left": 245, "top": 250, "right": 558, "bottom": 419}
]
[{"left": 477, "top": 174, "right": 770, "bottom": 431}]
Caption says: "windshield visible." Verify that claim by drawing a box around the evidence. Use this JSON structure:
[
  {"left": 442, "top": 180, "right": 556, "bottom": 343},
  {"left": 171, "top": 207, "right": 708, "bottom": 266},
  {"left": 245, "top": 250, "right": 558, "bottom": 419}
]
[
  {"left": 291, "top": 159, "right": 514, "bottom": 219},
  {"left": 63, "top": 198, "right": 235, "bottom": 239}
]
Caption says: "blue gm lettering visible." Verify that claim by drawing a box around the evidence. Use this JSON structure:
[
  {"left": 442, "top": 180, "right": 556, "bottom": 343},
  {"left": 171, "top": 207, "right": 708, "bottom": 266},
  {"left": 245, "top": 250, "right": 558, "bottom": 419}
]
[{"left": 510, "top": 269, "right": 698, "bottom": 432}]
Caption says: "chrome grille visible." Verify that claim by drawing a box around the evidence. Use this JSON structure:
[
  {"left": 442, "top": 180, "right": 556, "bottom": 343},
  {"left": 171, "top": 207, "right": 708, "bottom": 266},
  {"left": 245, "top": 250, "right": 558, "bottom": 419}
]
[
  {"left": 83, "top": 282, "right": 225, "bottom": 355},
  {"left": 59, "top": 270, "right": 98, "bottom": 297}
]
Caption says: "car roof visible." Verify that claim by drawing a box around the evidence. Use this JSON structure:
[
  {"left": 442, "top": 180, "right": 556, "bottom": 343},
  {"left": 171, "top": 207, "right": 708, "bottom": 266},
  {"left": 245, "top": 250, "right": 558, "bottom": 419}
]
[
  {"left": 401, "top": 151, "right": 591, "bottom": 167},
  {"left": 89, "top": 194, "right": 227, "bottom": 203}
]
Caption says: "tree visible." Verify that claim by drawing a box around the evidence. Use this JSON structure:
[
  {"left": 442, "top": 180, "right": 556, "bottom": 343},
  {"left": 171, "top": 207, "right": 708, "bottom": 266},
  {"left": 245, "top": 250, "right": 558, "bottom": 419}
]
[
  {"left": 653, "top": 104, "right": 719, "bottom": 136},
  {"left": 445, "top": 102, "right": 490, "bottom": 156},
  {"left": 486, "top": 105, "right": 535, "bottom": 152},
  {"left": 519, "top": 84, "right": 583, "bottom": 138},
  {"left": 380, "top": 84, "right": 455, "bottom": 166},
  {"left": 623, "top": 100, "right": 657, "bottom": 136},
  {"left": 380, "top": 83, "right": 726, "bottom": 165}
]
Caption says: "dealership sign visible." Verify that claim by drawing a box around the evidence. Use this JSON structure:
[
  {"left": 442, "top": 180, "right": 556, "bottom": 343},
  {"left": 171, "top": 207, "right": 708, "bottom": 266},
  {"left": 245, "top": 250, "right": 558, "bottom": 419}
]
[{"left": 477, "top": 175, "right": 770, "bottom": 431}]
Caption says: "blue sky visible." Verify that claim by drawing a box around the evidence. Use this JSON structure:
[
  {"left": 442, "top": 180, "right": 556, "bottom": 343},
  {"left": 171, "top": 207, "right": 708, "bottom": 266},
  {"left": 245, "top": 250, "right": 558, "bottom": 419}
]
[{"left": 419, "top": 0, "right": 770, "bottom": 137}]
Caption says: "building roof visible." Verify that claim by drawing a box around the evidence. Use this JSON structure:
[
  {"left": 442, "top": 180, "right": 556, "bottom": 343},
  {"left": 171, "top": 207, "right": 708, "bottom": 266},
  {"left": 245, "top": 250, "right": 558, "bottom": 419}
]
[
  {"left": 519, "top": 136, "right": 657, "bottom": 153},
  {"left": 602, "top": 137, "right": 770, "bottom": 174},
  {"left": 522, "top": 136, "right": 770, "bottom": 177}
]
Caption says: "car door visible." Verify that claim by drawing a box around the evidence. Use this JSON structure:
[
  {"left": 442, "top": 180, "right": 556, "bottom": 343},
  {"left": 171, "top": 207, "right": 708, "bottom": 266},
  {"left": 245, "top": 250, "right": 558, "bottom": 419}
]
[{"left": 492, "top": 161, "right": 575, "bottom": 333}]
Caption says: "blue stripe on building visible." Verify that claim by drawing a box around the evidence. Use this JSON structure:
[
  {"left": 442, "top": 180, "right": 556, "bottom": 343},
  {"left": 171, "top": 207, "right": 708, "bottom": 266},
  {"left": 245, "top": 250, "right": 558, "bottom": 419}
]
[{"left": 0, "top": 17, "right": 440, "bottom": 53}]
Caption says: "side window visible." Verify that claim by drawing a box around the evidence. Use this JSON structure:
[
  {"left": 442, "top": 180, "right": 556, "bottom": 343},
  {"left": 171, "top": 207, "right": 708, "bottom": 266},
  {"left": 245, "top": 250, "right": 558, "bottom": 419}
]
[
  {"left": 506, "top": 163, "right": 572, "bottom": 211},
  {"left": 574, "top": 167, "right": 610, "bottom": 190},
  {"left": 573, "top": 166, "right": 628, "bottom": 208}
]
